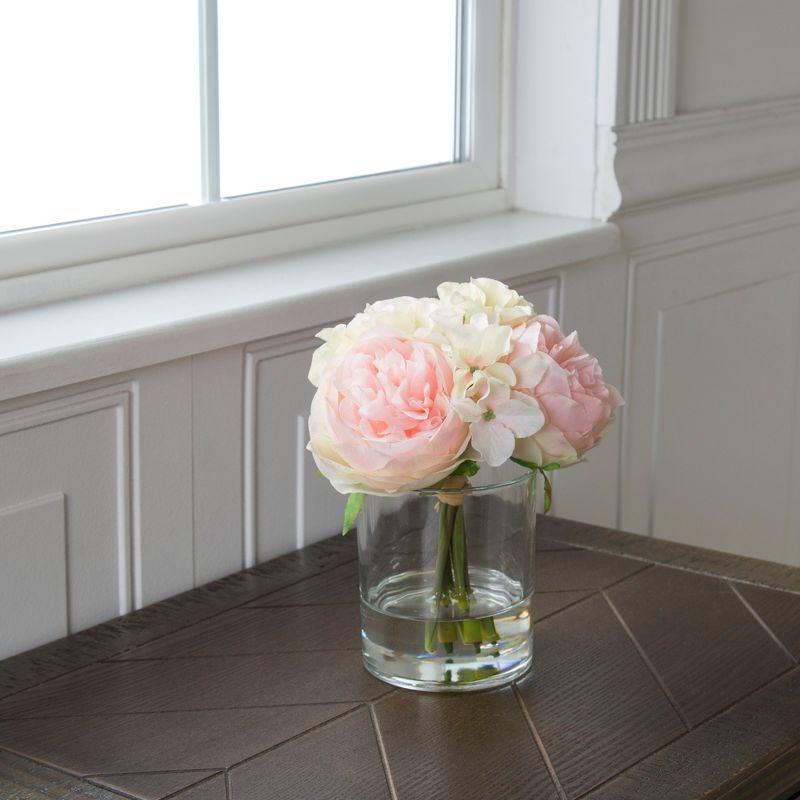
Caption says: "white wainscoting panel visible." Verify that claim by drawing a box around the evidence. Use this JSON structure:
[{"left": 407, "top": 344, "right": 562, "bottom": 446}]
[
  {"left": 0, "top": 385, "right": 133, "bottom": 640},
  {"left": 0, "top": 362, "right": 194, "bottom": 659},
  {"left": 522, "top": 256, "right": 627, "bottom": 529},
  {"left": 621, "top": 220, "right": 800, "bottom": 564},
  {"left": 245, "top": 329, "right": 344, "bottom": 565},
  {"left": 0, "top": 494, "right": 67, "bottom": 657},
  {"left": 192, "top": 345, "right": 246, "bottom": 585},
  {"left": 135, "top": 359, "right": 194, "bottom": 607}
]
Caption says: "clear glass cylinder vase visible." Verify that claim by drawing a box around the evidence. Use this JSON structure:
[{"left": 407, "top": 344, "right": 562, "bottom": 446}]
[{"left": 358, "top": 463, "right": 536, "bottom": 692}]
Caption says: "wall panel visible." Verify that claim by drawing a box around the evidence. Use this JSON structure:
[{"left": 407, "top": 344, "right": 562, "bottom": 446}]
[
  {"left": 550, "top": 256, "right": 627, "bottom": 529},
  {"left": 676, "top": 0, "right": 800, "bottom": 113},
  {"left": 0, "top": 494, "right": 67, "bottom": 656},
  {"left": 192, "top": 346, "right": 246, "bottom": 585},
  {"left": 245, "top": 329, "right": 344, "bottom": 564},
  {"left": 0, "top": 385, "right": 134, "bottom": 639},
  {"left": 0, "top": 362, "right": 193, "bottom": 660},
  {"left": 620, "top": 219, "right": 800, "bottom": 564},
  {"left": 135, "top": 360, "right": 194, "bottom": 606}
]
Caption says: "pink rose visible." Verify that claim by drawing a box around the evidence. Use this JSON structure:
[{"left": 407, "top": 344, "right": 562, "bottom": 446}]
[
  {"left": 510, "top": 315, "right": 623, "bottom": 466},
  {"left": 308, "top": 329, "right": 470, "bottom": 494}
]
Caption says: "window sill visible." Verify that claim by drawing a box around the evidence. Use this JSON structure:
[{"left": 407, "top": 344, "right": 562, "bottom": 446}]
[{"left": 0, "top": 211, "right": 620, "bottom": 402}]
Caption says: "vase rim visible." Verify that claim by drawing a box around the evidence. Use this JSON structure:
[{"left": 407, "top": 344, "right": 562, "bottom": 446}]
[{"left": 416, "top": 465, "right": 534, "bottom": 496}]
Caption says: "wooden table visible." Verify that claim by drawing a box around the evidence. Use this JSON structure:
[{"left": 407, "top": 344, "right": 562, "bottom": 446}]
[{"left": 1, "top": 517, "right": 800, "bottom": 800}]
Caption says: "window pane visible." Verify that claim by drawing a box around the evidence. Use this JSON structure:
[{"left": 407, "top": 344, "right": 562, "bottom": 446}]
[
  {"left": 218, "top": 0, "right": 458, "bottom": 198},
  {"left": 0, "top": 0, "right": 199, "bottom": 234}
]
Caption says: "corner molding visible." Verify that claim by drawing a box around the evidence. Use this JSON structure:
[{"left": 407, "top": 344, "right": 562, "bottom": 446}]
[{"left": 613, "top": 96, "right": 800, "bottom": 210}]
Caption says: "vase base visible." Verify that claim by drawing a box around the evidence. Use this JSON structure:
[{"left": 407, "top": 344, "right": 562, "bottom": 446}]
[{"left": 362, "top": 651, "right": 532, "bottom": 693}]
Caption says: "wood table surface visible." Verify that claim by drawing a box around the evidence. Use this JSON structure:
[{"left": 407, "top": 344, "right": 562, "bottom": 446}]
[{"left": 1, "top": 516, "right": 800, "bottom": 800}]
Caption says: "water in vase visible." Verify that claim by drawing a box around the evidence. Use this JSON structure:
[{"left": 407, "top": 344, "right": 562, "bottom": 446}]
[{"left": 361, "top": 566, "right": 533, "bottom": 691}]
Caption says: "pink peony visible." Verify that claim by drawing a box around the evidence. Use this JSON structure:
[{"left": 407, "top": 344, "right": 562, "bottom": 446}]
[
  {"left": 308, "top": 329, "right": 471, "bottom": 495},
  {"left": 510, "top": 315, "right": 623, "bottom": 466}
]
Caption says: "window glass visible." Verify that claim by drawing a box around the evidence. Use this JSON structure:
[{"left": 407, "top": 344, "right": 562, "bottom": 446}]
[
  {"left": 0, "top": 0, "right": 198, "bottom": 233},
  {"left": 218, "top": 0, "right": 458, "bottom": 198}
]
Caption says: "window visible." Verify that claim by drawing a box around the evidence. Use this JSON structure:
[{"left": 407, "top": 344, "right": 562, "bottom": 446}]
[
  {"left": 1, "top": 0, "right": 475, "bottom": 235},
  {"left": 0, "top": 1, "right": 501, "bottom": 301}
]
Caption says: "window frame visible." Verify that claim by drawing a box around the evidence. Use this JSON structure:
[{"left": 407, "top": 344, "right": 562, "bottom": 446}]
[{"left": 0, "top": 0, "right": 505, "bottom": 291}]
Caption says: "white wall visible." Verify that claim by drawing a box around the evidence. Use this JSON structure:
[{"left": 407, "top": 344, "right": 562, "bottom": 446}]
[
  {"left": 676, "top": 0, "right": 800, "bottom": 112},
  {"left": 3, "top": 0, "right": 800, "bottom": 660}
]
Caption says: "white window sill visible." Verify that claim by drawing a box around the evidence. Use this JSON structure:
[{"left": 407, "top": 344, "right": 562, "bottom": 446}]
[{"left": 0, "top": 211, "right": 620, "bottom": 402}]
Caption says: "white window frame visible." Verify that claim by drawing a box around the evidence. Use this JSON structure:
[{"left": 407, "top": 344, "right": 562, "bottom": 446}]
[{"left": 0, "top": 1, "right": 505, "bottom": 296}]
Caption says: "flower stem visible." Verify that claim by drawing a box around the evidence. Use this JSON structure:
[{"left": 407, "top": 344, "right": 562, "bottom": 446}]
[
  {"left": 450, "top": 506, "right": 470, "bottom": 614},
  {"left": 424, "top": 502, "right": 455, "bottom": 653},
  {"left": 424, "top": 495, "right": 500, "bottom": 667}
]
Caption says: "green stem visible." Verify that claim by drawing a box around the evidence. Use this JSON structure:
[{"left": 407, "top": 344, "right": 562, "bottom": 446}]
[
  {"left": 424, "top": 498, "right": 502, "bottom": 665},
  {"left": 424, "top": 503, "right": 455, "bottom": 653},
  {"left": 450, "top": 506, "right": 470, "bottom": 613},
  {"left": 480, "top": 616, "right": 499, "bottom": 645}
]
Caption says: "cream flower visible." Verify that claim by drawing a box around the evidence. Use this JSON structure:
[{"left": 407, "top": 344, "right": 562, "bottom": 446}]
[
  {"left": 427, "top": 312, "right": 513, "bottom": 371},
  {"left": 452, "top": 372, "right": 545, "bottom": 467},
  {"left": 437, "top": 277, "right": 533, "bottom": 327}
]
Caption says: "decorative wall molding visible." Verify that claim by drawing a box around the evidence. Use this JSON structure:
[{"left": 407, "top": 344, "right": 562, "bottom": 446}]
[
  {"left": 618, "top": 210, "right": 800, "bottom": 558},
  {"left": 624, "top": 0, "right": 679, "bottom": 123},
  {"left": 620, "top": 95, "right": 800, "bottom": 148},
  {"left": 627, "top": 206, "right": 800, "bottom": 263},
  {"left": 613, "top": 96, "right": 800, "bottom": 209},
  {"left": 620, "top": 205, "right": 800, "bottom": 459},
  {"left": 243, "top": 327, "right": 331, "bottom": 568},
  {"left": 0, "top": 383, "right": 140, "bottom": 613}
]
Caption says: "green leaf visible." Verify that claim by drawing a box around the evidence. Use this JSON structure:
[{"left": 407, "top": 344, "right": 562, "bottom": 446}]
[
  {"left": 510, "top": 456, "right": 539, "bottom": 472},
  {"left": 543, "top": 472, "right": 553, "bottom": 513},
  {"left": 451, "top": 459, "right": 479, "bottom": 477},
  {"left": 512, "top": 457, "right": 556, "bottom": 512},
  {"left": 341, "top": 492, "right": 365, "bottom": 535}
]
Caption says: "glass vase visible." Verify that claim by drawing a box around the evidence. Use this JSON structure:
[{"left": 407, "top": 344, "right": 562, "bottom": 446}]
[{"left": 358, "top": 463, "right": 536, "bottom": 692}]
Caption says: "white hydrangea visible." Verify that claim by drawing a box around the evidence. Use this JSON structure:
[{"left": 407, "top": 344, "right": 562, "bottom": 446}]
[{"left": 436, "top": 277, "right": 533, "bottom": 327}]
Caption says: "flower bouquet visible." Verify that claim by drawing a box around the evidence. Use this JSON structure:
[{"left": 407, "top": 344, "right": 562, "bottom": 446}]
[{"left": 308, "top": 278, "right": 621, "bottom": 690}]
